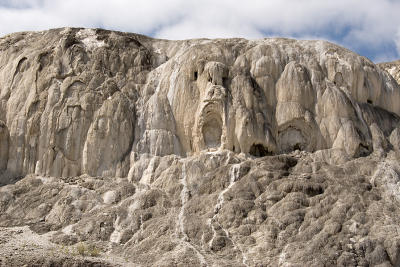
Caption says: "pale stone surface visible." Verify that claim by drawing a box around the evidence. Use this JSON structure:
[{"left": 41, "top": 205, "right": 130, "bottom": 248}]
[
  {"left": 0, "top": 28, "right": 400, "bottom": 179},
  {"left": 1, "top": 151, "right": 400, "bottom": 266},
  {"left": 1, "top": 28, "right": 400, "bottom": 266},
  {"left": 0, "top": 120, "right": 8, "bottom": 171},
  {"left": 103, "top": 190, "right": 118, "bottom": 204},
  {"left": 390, "top": 127, "right": 400, "bottom": 151},
  {"left": 379, "top": 60, "right": 400, "bottom": 86}
]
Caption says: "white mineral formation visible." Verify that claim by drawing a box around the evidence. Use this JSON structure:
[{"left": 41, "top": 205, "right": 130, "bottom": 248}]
[
  {"left": 0, "top": 28, "right": 399, "bottom": 179},
  {"left": 1, "top": 28, "right": 400, "bottom": 266}
]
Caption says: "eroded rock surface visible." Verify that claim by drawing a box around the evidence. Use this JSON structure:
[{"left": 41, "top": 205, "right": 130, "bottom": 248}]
[
  {"left": 2, "top": 150, "right": 400, "bottom": 266},
  {"left": 0, "top": 28, "right": 400, "bottom": 179},
  {"left": 1, "top": 28, "right": 400, "bottom": 266},
  {"left": 379, "top": 60, "right": 400, "bottom": 86}
]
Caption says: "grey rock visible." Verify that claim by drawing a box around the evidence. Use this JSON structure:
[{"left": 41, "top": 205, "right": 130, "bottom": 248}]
[
  {"left": 0, "top": 120, "right": 8, "bottom": 171},
  {"left": 0, "top": 28, "right": 400, "bottom": 179},
  {"left": 1, "top": 28, "right": 400, "bottom": 266}
]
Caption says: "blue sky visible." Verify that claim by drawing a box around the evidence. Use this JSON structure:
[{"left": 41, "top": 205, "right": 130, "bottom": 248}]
[{"left": 0, "top": 0, "right": 399, "bottom": 63}]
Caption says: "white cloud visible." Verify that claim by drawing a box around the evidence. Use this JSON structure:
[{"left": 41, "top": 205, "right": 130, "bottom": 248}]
[{"left": 0, "top": 0, "right": 399, "bottom": 61}]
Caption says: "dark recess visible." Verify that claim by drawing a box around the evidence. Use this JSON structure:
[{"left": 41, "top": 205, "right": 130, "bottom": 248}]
[
  {"left": 249, "top": 144, "right": 272, "bottom": 157},
  {"left": 293, "top": 143, "right": 302, "bottom": 151},
  {"left": 358, "top": 143, "right": 371, "bottom": 157},
  {"left": 305, "top": 185, "right": 324, "bottom": 197},
  {"left": 222, "top": 77, "right": 229, "bottom": 88}
]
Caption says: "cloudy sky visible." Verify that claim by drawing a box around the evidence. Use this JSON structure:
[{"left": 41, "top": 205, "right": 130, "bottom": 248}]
[{"left": 0, "top": 0, "right": 399, "bottom": 62}]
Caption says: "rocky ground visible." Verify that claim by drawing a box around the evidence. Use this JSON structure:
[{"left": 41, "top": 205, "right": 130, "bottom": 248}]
[
  {"left": 2, "top": 149, "right": 400, "bottom": 266},
  {"left": 0, "top": 226, "right": 124, "bottom": 266}
]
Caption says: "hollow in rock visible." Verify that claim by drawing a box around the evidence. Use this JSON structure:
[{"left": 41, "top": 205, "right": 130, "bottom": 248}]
[{"left": 202, "top": 118, "right": 222, "bottom": 149}]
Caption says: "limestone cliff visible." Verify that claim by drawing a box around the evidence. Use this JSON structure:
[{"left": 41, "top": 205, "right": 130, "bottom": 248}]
[
  {"left": 0, "top": 28, "right": 400, "bottom": 179},
  {"left": 1, "top": 28, "right": 400, "bottom": 266},
  {"left": 379, "top": 60, "right": 400, "bottom": 86}
]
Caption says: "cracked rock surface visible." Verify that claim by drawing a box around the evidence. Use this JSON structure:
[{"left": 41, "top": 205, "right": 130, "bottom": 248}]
[
  {"left": 2, "top": 151, "right": 400, "bottom": 266},
  {"left": 1, "top": 28, "right": 400, "bottom": 266}
]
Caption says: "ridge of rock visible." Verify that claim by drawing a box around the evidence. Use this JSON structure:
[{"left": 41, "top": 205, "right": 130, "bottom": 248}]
[
  {"left": 0, "top": 27, "right": 400, "bottom": 179},
  {"left": 1, "top": 28, "right": 400, "bottom": 266}
]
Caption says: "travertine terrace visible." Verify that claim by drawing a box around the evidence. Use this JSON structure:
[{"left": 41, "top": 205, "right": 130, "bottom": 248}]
[{"left": 1, "top": 28, "right": 400, "bottom": 266}]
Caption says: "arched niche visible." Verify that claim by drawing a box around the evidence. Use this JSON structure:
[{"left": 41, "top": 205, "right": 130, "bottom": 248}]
[
  {"left": 278, "top": 126, "right": 308, "bottom": 153},
  {"left": 202, "top": 117, "right": 222, "bottom": 149}
]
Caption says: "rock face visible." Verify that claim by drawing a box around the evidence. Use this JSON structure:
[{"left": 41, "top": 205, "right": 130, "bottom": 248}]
[
  {"left": 0, "top": 120, "right": 8, "bottom": 172},
  {"left": 2, "top": 150, "right": 400, "bottom": 266},
  {"left": 0, "top": 28, "right": 400, "bottom": 179},
  {"left": 1, "top": 28, "right": 400, "bottom": 266},
  {"left": 379, "top": 60, "right": 400, "bottom": 86}
]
